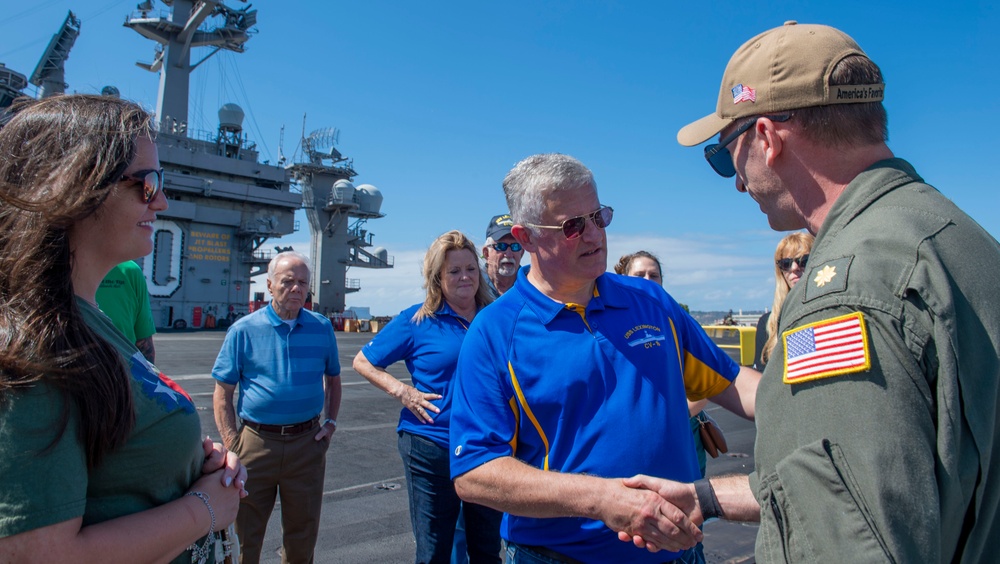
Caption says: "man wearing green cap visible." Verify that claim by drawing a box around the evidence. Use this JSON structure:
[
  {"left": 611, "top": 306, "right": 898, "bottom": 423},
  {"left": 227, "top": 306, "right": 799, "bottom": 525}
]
[{"left": 622, "top": 21, "right": 1000, "bottom": 563}]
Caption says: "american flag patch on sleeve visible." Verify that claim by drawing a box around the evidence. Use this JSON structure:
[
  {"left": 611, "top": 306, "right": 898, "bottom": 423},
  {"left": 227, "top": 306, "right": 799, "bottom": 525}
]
[{"left": 782, "top": 312, "right": 870, "bottom": 384}]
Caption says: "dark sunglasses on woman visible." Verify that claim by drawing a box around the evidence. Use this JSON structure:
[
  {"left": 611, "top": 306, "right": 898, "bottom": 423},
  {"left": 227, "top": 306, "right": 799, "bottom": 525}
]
[
  {"left": 121, "top": 168, "right": 164, "bottom": 203},
  {"left": 776, "top": 254, "right": 809, "bottom": 272}
]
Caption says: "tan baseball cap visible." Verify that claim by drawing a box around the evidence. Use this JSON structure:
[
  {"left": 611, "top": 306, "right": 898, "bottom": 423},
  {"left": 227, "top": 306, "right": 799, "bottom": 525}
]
[{"left": 677, "top": 21, "right": 885, "bottom": 147}]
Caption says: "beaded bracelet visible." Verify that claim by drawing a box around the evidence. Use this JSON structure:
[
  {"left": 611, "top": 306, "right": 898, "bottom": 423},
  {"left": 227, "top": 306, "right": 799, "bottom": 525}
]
[{"left": 186, "top": 491, "right": 216, "bottom": 564}]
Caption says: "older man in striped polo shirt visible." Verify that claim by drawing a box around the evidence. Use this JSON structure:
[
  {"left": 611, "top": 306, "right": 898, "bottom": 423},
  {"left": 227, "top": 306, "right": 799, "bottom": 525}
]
[{"left": 212, "top": 251, "right": 341, "bottom": 563}]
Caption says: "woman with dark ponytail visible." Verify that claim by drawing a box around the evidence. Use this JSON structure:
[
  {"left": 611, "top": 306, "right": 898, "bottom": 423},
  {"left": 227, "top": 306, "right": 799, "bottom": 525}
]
[{"left": 0, "top": 94, "right": 245, "bottom": 563}]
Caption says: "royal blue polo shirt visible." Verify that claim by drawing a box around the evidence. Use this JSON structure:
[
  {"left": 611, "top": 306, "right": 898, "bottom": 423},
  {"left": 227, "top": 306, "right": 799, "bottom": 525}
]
[
  {"left": 450, "top": 268, "right": 738, "bottom": 563},
  {"left": 361, "top": 302, "right": 473, "bottom": 448},
  {"left": 212, "top": 303, "right": 340, "bottom": 425}
]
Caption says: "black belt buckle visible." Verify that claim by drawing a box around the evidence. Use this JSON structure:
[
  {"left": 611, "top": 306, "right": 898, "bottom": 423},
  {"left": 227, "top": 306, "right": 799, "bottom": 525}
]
[{"left": 242, "top": 417, "right": 317, "bottom": 435}]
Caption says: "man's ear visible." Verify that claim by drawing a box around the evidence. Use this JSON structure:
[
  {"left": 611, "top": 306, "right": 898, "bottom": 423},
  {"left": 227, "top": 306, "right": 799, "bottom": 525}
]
[
  {"left": 756, "top": 117, "right": 784, "bottom": 168},
  {"left": 511, "top": 224, "right": 536, "bottom": 253}
]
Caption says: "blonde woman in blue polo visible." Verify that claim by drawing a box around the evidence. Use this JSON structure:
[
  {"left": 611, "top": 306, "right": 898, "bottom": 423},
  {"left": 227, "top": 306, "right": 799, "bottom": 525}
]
[{"left": 353, "top": 231, "right": 501, "bottom": 564}]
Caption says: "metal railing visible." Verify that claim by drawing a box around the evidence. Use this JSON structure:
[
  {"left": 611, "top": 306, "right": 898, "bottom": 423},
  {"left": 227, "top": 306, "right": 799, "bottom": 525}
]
[{"left": 701, "top": 325, "right": 757, "bottom": 366}]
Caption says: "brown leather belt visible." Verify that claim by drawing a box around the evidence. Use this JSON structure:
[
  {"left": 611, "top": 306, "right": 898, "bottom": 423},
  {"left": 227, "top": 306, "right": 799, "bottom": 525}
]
[{"left": 241, "top": 416, "right": 318, "bottom": 436}]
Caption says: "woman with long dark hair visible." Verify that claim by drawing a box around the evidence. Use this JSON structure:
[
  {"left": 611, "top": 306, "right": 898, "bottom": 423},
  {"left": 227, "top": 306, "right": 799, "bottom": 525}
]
[{"left": 0, "top": 95, "right": 245, "bottom": 563}]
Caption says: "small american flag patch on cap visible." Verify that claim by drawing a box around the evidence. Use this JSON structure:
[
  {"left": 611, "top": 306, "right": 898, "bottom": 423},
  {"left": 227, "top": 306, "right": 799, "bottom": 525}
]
[
  {"left": 732, "top": 84, "right": 756, "bottom": 104},
  {"left": 782, "top": 312, "right": 870, "bottom": 384}
]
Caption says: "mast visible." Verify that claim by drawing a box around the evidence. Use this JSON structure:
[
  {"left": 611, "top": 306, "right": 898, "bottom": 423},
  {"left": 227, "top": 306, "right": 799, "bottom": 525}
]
[
  {"left": 123, "top": 1, "right": 301, "bottom": 330},
  {"left": 125, "top": 0, "right": 257, "bottom": 134},
  {"left": 290, "top": 127, "right": 393, "bottom": 314}
]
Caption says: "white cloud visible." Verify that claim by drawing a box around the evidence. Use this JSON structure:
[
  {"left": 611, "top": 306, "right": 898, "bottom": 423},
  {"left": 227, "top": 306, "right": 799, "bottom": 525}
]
[
  {"left": 334, "top": 230, "right": 788, "bottom": 316},
  {"left": 346, "top": 247, "right": 428, "bottom": 316},
  {"left": 606, "top": 231, "right": 783, "bottom": 312}
]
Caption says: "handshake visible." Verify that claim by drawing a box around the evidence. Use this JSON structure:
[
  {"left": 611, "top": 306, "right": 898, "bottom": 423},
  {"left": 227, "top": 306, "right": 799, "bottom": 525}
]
[{"left": 607, "top": 474, "right": 755, "bottom": 554}]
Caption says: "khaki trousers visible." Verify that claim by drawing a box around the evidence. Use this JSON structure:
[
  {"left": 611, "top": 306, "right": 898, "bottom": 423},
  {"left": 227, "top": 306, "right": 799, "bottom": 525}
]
[{"left": 233, "top": 422, "right": 330, "bottom": 564}]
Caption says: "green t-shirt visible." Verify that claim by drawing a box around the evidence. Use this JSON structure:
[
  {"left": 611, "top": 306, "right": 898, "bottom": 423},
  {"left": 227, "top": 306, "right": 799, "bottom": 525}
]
[
  {"left": 0, "top": 299, "right": 205, "bottom": 562},
  {"left": 96, "top": 260, "right": 156, "bottom": 343}
]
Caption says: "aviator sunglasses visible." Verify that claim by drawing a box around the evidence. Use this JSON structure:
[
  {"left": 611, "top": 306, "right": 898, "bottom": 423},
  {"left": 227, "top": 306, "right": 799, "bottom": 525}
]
[
  {"left": 704, "top": 114, "right": 791, "bottom": 178},
  {"left": 776, "top": 254, "right": 809, "bottom": 272},
  {"left": 526, "top": 205, "right": 614, "bottom": 240},
  {"left": 492, "top": 242, "right": 522, "bottom": 252},
  {"left": 121, "top": 168, "right": 164, "bottom": 203}
]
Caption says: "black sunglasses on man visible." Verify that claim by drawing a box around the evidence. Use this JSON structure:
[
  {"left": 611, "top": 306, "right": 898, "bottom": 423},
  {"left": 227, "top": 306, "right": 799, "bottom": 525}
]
[{"left": 704, "top": 115, "right": 791, "bottom": 178}]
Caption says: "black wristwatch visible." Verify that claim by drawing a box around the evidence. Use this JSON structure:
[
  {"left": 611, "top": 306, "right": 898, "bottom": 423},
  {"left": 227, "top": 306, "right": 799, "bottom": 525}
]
[{"left": 694, "top": 479, "right": 723, "bottom": 521}]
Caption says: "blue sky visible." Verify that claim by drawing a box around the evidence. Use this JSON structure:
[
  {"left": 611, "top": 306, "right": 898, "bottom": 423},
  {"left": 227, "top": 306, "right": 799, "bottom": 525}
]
[{"left": 3, "top": 1, "right": 997, "bottom": 316}]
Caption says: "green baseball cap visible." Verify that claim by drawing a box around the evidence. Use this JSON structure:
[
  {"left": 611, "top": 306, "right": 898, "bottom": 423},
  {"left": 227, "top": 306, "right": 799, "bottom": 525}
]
[{"left": 677, "top": 21, "right": 885, "bottom": 147}]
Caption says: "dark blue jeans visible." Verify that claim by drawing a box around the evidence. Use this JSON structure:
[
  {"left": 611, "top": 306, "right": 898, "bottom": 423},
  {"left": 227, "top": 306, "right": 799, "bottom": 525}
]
[
  {"left": 398, "top": 432, "right": 502, "bottom": 564},
  {"left": 451, "top": 505, "right": 467, "bottom": 564},
  {"left": 505, "top": 542, "right": 704, "bottom": 564}
]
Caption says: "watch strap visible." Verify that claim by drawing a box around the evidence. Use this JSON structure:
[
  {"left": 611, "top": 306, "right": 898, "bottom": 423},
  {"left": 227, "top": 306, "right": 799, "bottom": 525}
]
[{"left": 694, "top": 478, "right": 723, "bottom": 521}]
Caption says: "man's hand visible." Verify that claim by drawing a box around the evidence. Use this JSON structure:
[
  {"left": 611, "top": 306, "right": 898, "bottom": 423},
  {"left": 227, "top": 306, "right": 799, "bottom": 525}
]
[
  {"left": 455, "top": 458, "right": 703, "bottom": 554},
  {"left": 615, "top": 475, "right": 700, "bottom": 552},
  {"left": 602, "top": 478, "right": 702, "bottom": 553},
  {"left": 314, "top": 420, "right": 336, "bottom": 441}
]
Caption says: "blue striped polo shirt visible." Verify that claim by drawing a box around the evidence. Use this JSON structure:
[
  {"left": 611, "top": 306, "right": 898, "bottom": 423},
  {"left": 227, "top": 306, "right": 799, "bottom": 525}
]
[{"left": 212, "top": 303, "right": 340, "bottom": 425}]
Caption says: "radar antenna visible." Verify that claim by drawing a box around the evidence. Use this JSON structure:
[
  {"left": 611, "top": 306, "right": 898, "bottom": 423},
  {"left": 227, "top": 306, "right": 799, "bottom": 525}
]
[
  {"left": 125, "top": 0, "right": 259, "bottom": 133},
  {"left": 304, "top": 127, "right": 343, "bottom": 164},
  {"left": 29, "top": 11, "right": 81, "bottom": 98}
]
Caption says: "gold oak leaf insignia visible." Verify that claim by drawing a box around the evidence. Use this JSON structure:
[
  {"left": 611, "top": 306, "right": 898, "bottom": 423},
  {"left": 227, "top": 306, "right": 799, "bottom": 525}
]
[{"left": 814, "top": 265, "right": 837, "bottom": 287}]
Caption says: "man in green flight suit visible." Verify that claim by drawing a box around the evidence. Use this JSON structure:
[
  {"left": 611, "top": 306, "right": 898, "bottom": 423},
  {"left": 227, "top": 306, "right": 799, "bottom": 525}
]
[{"left": 619, "top": 21, "right": 1000, "bottom": 563}]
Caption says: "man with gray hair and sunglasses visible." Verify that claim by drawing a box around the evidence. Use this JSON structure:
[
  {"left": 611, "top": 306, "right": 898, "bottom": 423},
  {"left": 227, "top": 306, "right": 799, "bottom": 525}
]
[
  {"left": 449, "top": 153, "right": 760, "bottom": 563},
  {"left": 624, "top": 21, "right": 1000, "bottom": 563}
]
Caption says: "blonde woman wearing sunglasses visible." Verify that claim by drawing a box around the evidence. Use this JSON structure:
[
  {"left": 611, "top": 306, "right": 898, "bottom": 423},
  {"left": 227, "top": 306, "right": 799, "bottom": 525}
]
[{"left": 752, "top": 232, "right": 814, "bottom": 371}]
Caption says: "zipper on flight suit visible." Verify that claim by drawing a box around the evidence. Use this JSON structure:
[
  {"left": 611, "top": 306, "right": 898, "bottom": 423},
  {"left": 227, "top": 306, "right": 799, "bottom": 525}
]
[{"left": 770, "top": 494, "right": 791, "bottom": 564}]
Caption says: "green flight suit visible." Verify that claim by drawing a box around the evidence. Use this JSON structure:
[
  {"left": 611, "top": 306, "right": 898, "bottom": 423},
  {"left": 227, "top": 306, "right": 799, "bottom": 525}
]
[{"left": 750, "top": 159, "right": 1000, "bottom": 563}]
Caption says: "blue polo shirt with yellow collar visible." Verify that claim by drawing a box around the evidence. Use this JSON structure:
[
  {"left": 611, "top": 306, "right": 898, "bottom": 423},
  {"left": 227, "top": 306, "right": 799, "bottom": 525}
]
[
  {"left": 450, "top": 267, "right": 738, "bottom": 563},
  {"left": 362, "top": 301, "right": 473, "bottom": 448}
]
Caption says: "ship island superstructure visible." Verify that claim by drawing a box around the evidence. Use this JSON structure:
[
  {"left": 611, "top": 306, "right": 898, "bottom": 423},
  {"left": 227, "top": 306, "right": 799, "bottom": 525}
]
[
  {"left": 289, "top": 128, "right": 393, "bottom": 316},
  {"left": 1, "top": 1, "right": 392, "bottom": 329}
]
